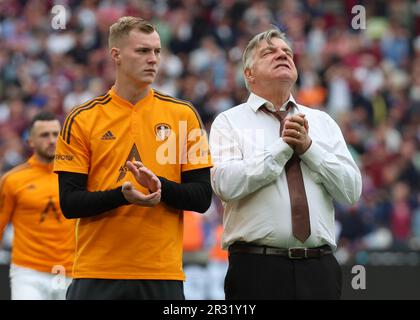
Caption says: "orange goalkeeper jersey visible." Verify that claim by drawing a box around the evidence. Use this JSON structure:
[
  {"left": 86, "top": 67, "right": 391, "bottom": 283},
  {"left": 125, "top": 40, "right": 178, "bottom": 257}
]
[
  {"left": 0, "top": 156, "right": 75, "bottom": 274},
  {"left": 54, "top": 87, "right": 212, "bottom": 280}
]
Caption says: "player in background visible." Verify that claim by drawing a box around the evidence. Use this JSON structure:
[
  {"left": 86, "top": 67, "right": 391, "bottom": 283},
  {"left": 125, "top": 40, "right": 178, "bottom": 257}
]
[{"left": 0, "top": 111, "right": 74, "bottom": 300}]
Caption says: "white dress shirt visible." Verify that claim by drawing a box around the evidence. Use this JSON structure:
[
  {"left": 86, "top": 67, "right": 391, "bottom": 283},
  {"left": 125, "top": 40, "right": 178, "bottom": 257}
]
[{"left": 209, "top": 93, "right": 362, "bottom": 250}]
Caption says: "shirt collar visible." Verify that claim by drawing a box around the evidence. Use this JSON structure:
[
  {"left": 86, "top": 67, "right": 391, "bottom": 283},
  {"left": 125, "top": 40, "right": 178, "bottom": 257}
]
[
  {"left": 108, "top": 86, "right": 154, "bottom": 108},
  {"left": 247, "top": 92, "right": 299, "bottom": 113},
  {"left": 28, "top": 155, "right": 54, "bottom": 172}
]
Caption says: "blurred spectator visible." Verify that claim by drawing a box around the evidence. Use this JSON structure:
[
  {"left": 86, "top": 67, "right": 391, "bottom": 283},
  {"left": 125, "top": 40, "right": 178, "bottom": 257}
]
[
  {"left": 0, "top": 0, "right": 419, "bottom": 289},
  {"left": 390, "top": 182, "right": 413, "bottom": 247},
  {"left": 63, "top": 80, "right": 95, "bottom": 113}
]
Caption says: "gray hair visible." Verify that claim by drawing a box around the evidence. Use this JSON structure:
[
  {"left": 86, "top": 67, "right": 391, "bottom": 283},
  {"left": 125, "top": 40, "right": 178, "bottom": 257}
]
[{"left": 242, "top": 28, "right": 292, "bottom": 90}]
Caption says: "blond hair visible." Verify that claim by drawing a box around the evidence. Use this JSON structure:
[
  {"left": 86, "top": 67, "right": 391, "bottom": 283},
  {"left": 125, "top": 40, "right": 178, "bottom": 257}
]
[{"left": 108, "top": 16, "right": 156, "bottom": 49}]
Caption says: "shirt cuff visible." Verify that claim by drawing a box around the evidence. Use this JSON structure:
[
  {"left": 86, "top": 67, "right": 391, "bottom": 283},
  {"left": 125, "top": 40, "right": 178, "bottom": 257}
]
[
  {"left": 267, "top": 139, "right": 294, "bottom": 165},
  {"left": 299, "top": 140, "right": 326, "bottom": 169}
]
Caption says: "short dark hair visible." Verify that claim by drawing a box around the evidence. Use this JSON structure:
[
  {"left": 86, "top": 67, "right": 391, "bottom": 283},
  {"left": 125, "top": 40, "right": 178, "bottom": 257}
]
[{"left": 29, "top": 111, "right": 58, "bottom": 132}]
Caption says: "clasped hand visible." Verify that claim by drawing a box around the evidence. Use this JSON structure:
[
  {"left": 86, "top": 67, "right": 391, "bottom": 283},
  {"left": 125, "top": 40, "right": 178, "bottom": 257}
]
[
  {"left": 282, "top": 113, "right": 311, "bottom": 154},
  {"left": 121, "top": 161, "right": 161, "bottom": 207}
]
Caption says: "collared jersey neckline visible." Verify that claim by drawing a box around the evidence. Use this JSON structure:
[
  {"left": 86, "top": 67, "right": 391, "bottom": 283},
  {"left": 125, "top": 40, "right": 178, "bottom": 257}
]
[
  {"left": 108, "top": 86, "right": 154, "bottom": 109},
  {"left": 27, "top": 155, "right": 54, "bottom": 172}
]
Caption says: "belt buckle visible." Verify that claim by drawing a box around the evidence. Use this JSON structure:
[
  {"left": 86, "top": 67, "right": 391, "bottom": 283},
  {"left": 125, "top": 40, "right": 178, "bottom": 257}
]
[{"left": 288, "top": 247, "right": 307, "bottom": 259}]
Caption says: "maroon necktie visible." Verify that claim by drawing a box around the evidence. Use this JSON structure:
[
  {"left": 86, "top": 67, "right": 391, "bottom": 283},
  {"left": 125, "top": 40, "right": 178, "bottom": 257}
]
[{"left": 261, "top": 103, "right": 311, "bottom": 242}]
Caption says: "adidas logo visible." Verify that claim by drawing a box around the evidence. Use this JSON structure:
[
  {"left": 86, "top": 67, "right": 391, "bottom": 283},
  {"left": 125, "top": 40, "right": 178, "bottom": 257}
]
[{"left": 101, "top": 130, "right": 116, "bottom": 140}]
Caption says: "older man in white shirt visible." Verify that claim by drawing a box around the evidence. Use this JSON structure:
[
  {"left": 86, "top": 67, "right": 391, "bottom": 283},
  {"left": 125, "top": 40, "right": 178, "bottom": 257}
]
[{"left": 209, "top": 27, "right": 362, "bottom": 300}]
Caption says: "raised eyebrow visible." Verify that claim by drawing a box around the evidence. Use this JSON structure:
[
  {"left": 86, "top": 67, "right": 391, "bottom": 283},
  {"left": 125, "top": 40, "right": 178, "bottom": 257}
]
[
  {"left": 260, "top": 47, "right": 275, "bottom": 55},
  {"left": 260, "top": 46, "right": 293, "bottom": 57},
  {"left": 283, "top": 48, "right": 293, "bottom": 56}
]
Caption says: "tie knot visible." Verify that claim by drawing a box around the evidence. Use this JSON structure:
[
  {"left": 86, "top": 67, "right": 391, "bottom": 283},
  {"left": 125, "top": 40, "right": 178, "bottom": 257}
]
[
  {"left": 260, "top": 101, "right": 293, "bottom": 122},
  {"left": 275, "top": 110, "right": 288, "bottom": 122}
]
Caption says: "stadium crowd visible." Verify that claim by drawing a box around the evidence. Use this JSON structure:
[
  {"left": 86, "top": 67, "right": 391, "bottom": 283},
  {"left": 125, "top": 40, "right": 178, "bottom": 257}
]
[{"left": 0, "top": 0, "right": 419, "bottom": 299}]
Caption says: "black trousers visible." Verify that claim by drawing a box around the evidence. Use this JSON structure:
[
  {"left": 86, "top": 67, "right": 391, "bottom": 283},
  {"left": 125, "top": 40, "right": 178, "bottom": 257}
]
[
  {"left": 225, "top": 251, "right": 342, "bottom": 300},
  {"left": 66, "top": 279, "right": 185, "bottom": 300}
]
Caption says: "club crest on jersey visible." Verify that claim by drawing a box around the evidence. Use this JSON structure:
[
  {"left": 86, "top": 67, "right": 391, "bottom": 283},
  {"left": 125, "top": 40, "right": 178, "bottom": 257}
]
[{"left": 154, "top": 123, "right": 171, "bottom": 141}]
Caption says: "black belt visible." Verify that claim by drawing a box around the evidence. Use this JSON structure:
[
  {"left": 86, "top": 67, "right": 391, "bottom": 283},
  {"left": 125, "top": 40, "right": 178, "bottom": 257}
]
[{"left": 228, "top": 243, "right": 333, "bottom": 259}]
